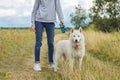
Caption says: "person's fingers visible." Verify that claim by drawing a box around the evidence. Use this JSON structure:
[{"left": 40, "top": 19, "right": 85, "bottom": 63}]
[
  {"left": 32, "top": 25, "right": 36, "bottom": 32},
  {"left": 60, "top": 21, "right": 64, "bottom": 26},
  {"left": 60, "top": 21, "right": 64, "bottom": 25}
]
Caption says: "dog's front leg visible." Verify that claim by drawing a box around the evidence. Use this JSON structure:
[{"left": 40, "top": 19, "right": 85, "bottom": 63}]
[
  {"left": 79, "top": 56, "right": 83, "bottom": 71},
  {"left": 69, "top": 58, "right": 74, "bottom": 71},
  {"left": 53, "top": 53, "right": 59, "bottom": 72}
]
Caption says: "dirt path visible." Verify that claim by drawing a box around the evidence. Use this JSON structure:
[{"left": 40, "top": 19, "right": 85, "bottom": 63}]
[{"left": 7, "top": 33, "right": 68, "bottom": 80}]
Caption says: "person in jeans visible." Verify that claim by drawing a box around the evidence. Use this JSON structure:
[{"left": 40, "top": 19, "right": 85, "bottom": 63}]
[{"left": 31, "top": 0, "right": 64, "bottom": 71}]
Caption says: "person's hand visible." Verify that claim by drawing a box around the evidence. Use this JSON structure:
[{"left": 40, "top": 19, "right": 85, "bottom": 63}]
[
  {"left": 32, "top": 25, "right": 36, "bottom": 32},
  {"left": 60, "top": 21, "right": 64, "bottom": 26}
]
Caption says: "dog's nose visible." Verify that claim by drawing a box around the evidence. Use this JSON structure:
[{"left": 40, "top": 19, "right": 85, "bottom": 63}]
[{"left": 75, "top": 39, "right": 78, "bottom": 42}]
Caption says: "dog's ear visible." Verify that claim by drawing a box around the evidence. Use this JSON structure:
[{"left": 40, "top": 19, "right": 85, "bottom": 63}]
[
  {"left": 71, "top": 28, "right": 74, "bottom": 33},
  {"left": 79, "top": 27, "right": 82, "bottom": 32}
]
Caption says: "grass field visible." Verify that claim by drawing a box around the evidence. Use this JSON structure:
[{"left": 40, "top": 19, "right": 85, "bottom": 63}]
[{"left": 0, "top": 29, "right": 120, "bottom": 80}]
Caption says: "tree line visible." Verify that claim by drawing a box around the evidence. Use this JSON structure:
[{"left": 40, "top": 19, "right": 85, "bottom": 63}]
[{"left": 70, "top": 0, "right": 120, "bottom": 32}]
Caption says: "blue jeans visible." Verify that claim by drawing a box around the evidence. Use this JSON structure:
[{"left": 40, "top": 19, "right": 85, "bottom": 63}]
[{"left": 34, "top": 21, "right": 55, "bottom": 64}]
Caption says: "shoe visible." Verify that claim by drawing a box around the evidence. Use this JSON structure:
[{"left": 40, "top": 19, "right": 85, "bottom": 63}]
[
  {"left": 33, "top": 63, "right": 42, "bottom": 71},
  {"left": 48, "top": 64, "right": 54, "bottom": 69}
]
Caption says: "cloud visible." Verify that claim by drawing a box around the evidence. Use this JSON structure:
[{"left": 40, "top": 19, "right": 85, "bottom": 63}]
[
  {"left": 22, "top": 11, "right": 31, "bottom": 17},
  {"left": 62, "top": 0, "right": 78, "bottom": 8},
  {"left": 0, "top": 0, "right": 34, "bottom": 27},
  {"left": 0, "top": 0, "right": 93, "bottom": 27},
  {"left": 0, "top": 9, "right": 16, "bottom": 17},
  {"left": 59, "top": 0, "right": 79, "bottom": 27},
  {"left": 0, "top": 0, "right": 33, "bottom": 17},
  {"left": 78, "top": 0, "right": 93, "bottom": 10}
]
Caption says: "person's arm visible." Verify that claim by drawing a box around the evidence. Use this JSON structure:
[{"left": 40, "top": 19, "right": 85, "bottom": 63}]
[
  {"left": 31, "top": 0, "right": 40, "bottom": 25},
  {"left": 55, "top": 0, "right": 64, "bottom": 25}
]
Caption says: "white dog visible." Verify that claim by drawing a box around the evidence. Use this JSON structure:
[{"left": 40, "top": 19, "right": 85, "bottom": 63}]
[{"left": 53, "top": 27, "right": 85, "bottom": 72}]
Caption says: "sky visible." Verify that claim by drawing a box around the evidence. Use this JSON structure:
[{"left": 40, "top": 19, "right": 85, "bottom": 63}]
[{"left": 0, "top": 0, "right": 93, "bottom": 28}]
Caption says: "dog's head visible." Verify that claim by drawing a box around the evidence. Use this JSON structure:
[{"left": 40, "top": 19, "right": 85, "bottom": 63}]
[{"left": 69, "top": 27, "right": 83, "bottom": 49}]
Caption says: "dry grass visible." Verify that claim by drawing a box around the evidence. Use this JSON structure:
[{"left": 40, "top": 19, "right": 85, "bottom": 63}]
[{"left": 0, "top": 29, "right": 120, "bottom": 80}]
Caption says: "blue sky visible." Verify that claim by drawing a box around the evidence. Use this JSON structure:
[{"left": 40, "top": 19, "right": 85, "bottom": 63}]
[{"left": 0, "top": 0, "right": 93, "bottom": 28}]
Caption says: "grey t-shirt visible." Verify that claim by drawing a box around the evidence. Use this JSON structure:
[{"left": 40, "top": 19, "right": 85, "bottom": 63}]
[{"left": 31, "top": 0, "right": 64, "bottom": 25}]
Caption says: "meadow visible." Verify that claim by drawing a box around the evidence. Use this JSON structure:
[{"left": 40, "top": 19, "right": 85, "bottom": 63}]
[{"left": 0, "top": 29, "right": 120, "bottom": 80}]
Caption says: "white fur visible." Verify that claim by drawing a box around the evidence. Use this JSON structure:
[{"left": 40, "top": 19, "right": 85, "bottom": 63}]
[{"left": 53, "top": 28, "right": 85, "bottom": 72}]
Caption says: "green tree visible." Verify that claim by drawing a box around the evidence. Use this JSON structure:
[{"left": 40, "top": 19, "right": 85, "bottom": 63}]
[
  {"left": 90, "top": 0, "right": 120, "bottom": 32},
  {"left": 70, "top": 4, "right": 87, "bottom": 29}
]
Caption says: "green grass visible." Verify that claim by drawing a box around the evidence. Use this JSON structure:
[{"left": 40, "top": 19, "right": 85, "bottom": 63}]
[{"left": 0, "top": 29, "right": 120, "bottom": 80}]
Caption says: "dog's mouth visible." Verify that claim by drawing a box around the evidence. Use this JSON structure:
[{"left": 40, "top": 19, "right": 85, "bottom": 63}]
[{"left": 73, "top": 42, "right": 79, "bottom": 49}]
